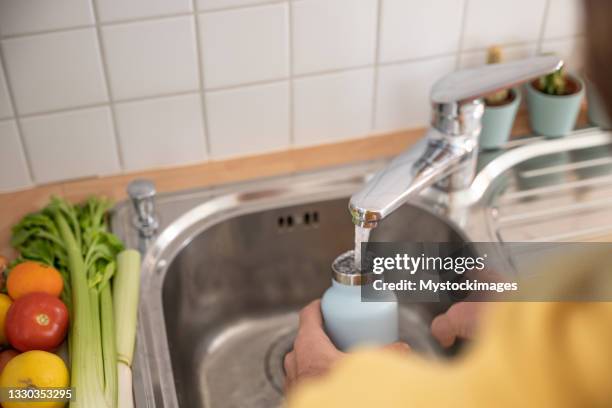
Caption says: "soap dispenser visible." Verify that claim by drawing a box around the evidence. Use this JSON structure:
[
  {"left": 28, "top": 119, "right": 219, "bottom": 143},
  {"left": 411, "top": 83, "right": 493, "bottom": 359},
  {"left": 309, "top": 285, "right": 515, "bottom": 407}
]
[{"left": 321, "top": 250, "right": 399, "bottom": 351}]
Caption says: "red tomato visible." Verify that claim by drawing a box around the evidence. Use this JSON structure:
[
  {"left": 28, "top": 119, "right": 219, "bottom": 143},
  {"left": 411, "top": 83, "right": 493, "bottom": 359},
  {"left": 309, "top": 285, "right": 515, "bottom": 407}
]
[{"left": 5, "top": 292, "right": 69, "bottom": 352}]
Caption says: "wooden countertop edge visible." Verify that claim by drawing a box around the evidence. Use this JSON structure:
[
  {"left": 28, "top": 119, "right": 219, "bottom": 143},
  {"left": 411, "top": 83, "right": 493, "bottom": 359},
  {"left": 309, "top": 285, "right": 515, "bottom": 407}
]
[
  {"left": 0, "top": 127, "right": 423, "bottom": 257},
  {"left": 0, "top": 107, "right": 586, "bottom": 257}
]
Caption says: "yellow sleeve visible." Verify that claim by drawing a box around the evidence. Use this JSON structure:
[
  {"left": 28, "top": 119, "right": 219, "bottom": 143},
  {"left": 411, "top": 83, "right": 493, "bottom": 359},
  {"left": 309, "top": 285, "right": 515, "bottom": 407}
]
[{"left": 287, "top": 301, "right": 612, "bottom": 408}]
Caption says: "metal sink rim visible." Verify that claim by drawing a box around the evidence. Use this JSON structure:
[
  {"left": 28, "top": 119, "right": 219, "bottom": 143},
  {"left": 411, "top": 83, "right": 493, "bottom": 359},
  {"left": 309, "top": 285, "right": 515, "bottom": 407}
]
[
  {"left": 131, "top": 160, "right": 471, "bottom": 408},
  {"left": 124, "top": 126, "right": 612, "bottom": 408}
]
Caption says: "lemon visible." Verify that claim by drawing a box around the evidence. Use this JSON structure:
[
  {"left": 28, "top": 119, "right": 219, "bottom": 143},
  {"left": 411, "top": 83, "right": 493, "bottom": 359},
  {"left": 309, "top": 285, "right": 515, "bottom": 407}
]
[
  {"left": 0, "top": 293, "right": 12, "bottom": 345},
  {"left": 0, "top": 350, "right": 69, "bottom": 408}
]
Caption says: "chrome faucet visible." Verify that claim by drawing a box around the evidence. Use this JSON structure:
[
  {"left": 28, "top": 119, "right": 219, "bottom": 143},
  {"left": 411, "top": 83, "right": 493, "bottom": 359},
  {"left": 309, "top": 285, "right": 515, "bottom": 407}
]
[
  {"left": 349, "top": 56, "right": 563, "bottom": 228},
  {"left": 127, "top": 178, "right": 159, "bottom": 238}
]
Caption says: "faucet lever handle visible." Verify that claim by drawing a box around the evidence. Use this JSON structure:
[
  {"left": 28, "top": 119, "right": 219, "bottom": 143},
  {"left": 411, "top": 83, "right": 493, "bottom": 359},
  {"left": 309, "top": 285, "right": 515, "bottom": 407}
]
[{"left": 431, "top": 55, "right": 563, "bottom": 105}]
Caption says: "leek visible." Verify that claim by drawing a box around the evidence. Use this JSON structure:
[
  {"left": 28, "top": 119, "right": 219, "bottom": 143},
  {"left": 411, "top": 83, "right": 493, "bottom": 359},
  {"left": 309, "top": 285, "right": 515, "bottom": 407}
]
[
  {"left": 117, "top": 363, "right": 134, "bottom": 408},
  {"left": 114, "top": 250, "right": 141, "bottom": 408}
]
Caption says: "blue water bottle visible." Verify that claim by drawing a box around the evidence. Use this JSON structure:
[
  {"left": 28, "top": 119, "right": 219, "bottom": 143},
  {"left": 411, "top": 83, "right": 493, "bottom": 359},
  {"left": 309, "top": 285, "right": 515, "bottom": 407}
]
[{"left": 321, "top": 250, "right": 399, "bottom": 351}]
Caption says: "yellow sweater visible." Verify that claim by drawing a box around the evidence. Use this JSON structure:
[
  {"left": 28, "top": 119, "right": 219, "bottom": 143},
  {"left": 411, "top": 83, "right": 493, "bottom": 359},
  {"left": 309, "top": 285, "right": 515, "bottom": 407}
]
[{"left": 288, "top": 253, "right": 612, "bottom": 407}]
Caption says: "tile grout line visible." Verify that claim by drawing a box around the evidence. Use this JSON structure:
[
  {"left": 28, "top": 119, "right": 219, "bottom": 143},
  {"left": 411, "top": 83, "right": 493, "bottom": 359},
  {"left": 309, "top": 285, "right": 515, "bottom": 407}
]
[
  {"left": 288, "top": 0, "right": 295, "bottom": 146},
  {"left": 3, "top": 52, "right": 466, "bottom": 120},
  {"left": 0, "top": 1, "right": 287, "bottom": 41},
  {"left": 2, "top": 42, "right": 537, "bottom": 122},
  {"left": 91, "top": 0, "right": 126, "bottom": 170},
  {"left": 460, "top": 41, "right": 542, "bottom": 56},
  {"left": 455, "top": 0, "right": 470, "bottom": 69},
  {"left": 370, "top": 0, "right": 383, "bottom": 131},
  {"left": 17, "top": 90, "right": 201, "bottom": 119},
  {"left": 379, "top": 52, "right": 462, "bottom": 68},
  {"left": 2, "top": 52, "right": 474, "bottom": 119},
  {"left": 537, "top": 0, "right": 552, "bottom": 54},
  {"left": 1, "top": 24, "right": 96, "bottom": 40},
  {"left": 191, "top": 0, "right": 213, "bottom": 159},
  {"left": 204, "top": 52, "right": 469, "bottom": 93},
  {"left": 0, "top": 43, "right": 35, "bottom": 185},
  {"left": 197, "top": 0, "right": 286, "bottom": 15}
]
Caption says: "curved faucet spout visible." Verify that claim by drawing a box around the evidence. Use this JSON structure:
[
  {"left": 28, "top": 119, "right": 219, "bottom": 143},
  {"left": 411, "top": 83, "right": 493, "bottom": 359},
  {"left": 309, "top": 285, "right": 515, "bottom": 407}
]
[
  {"left": 349, "top": 128, "right": 477, "bottom": 228},
  {"left": 348, "top": 55, "right": 563, "bottom": 229}
]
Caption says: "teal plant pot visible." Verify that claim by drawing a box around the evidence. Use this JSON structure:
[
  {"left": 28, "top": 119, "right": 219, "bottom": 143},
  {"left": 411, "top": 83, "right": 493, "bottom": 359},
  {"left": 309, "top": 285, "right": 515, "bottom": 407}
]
[
  {"left": 586, "top": 78, "right": 612, "bottom": 129},
  {"left": 526, "top": 75, "right": 584, "bottom": 138},
  {"left": 480, "top": 88, "right": 521, "bottom": 150}
]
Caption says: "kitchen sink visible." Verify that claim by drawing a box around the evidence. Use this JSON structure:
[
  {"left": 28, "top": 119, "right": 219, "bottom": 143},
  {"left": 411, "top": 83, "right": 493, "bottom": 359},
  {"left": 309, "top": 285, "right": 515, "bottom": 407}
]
[
  {"left": 112, "top": 161, "right": 468, "bottom": 408},
  {"left": 162, "top": 198, "right": 463, "bottom": 408},
  {"left": 111, "top": 127, "right": 612, "bottom": 408}
]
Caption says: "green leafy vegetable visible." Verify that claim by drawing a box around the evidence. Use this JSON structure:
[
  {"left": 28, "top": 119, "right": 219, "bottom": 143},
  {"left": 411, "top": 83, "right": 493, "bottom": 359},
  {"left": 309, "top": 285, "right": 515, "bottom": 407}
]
[{"left": 11, "top": 196, "right": 124, "bottom": 408}]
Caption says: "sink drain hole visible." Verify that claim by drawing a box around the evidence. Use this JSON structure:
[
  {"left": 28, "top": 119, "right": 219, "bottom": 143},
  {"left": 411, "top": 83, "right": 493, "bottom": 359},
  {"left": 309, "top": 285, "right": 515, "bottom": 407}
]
[{"left": 264, "top": 329, "right": 297, "bottom": 394}]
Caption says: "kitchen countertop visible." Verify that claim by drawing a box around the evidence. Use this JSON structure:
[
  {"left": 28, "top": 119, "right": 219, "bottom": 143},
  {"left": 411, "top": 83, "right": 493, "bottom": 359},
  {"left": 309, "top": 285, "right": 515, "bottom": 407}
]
[{"left": 0, "top": 108, "right": 586, "bottom": 257}]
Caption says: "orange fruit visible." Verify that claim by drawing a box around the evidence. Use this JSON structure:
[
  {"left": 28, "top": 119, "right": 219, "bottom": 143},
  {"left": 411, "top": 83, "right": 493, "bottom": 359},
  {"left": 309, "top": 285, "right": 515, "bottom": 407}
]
[
  {"left": 0, "top": 294, "right": 12, "bottom": 345},
  {"left": 7, "top": 262, "right": 63, "bottom": 300}
]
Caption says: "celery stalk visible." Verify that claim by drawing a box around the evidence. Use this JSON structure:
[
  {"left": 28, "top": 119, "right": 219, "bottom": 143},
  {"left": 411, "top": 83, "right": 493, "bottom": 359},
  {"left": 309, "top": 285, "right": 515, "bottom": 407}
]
[
  {"left": 55, "top": 212, "right": 108, "bottom": 408},
  {"left": 101, "top": 283, "right": 118, "bottom": 408},
  {"left": 90, "top": 288, "right": 104, "bottom": 388},
  {"left": 12, "top": 197, "right": 124, "bottom": 408}
]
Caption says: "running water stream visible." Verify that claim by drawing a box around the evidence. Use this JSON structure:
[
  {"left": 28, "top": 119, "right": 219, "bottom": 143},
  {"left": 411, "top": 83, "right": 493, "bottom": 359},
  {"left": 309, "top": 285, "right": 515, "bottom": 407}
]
[{"left": 354, "top": 225, "right": 371, "bottom": 272}]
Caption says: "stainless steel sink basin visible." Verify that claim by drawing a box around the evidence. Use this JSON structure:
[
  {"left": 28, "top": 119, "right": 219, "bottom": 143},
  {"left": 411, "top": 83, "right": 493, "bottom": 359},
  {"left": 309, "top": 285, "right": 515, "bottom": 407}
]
[
  {"left": 111, "top": 127, "right": 612, "bottom": 408},
  {"left": 163, "top": 199, "right": 463, "bottom": 408},
  {"left": 112, "top": 162, "right": 468, "bottom": 408}
]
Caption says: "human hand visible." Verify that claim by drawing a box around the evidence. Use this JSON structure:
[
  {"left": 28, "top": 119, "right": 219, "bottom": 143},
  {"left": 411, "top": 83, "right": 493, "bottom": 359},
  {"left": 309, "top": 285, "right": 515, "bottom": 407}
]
[
  {"left": 284, "top": 300, "right": 344, "bottom": 391},
  {"left": 284, "top": 299, "right": 411, "bottom": 391},
  {"left": 430, "top": 302, "right": 486, "bottom": 348}
]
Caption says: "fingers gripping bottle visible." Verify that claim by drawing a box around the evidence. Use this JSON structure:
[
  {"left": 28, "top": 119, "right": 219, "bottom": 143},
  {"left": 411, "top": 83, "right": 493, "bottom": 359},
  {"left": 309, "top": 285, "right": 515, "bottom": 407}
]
[{"left": 321, "top": 250, "right": 399, "bottom": 351}]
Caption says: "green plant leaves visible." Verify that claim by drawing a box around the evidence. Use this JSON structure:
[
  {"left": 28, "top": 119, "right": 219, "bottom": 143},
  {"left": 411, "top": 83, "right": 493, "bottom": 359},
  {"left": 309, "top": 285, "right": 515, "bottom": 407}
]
[{"left": 10, "top": 196, "right": 125, "bottom": 312}]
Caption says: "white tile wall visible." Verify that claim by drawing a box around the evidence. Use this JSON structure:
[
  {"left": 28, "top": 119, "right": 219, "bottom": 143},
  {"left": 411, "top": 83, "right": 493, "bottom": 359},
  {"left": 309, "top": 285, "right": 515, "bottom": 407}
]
[
  {"left": 543, "top": 0, "right": 584, "bottom": 39},
  {"left": 2, "top": 28, "right": 107, "bottom": 115},
  {"left": 96, "top": 0, "right": 193, "bottom": 23},
  {"left": 115, "top": 93, "right": 207, "bottom": 171},
  {"left": 0, "top": 0, "right": 94, "bottom": 37},
  {"left": 199, "top": 4, "right": 289, "bottom": 88},
  {"left": 0, "top": 120, "right": 31, "bottom": 192},
  {"left": 294, "top": 68, "right": 374, "bottom": 146},
  {"left": 206, "top": 81, "right": 289, "bottom": 158},
  {"left": 292, "top": 0, "right": 377, "bottom": 75},
  {"left": 21, "top": 107, "right": 120, "bottom": 183},
  {"left": 375, "top": 56, "right": 457, "bottom": 131},
  {"left": 0, "top": 61, "right": 12, "bottom": 119},
  {"left": 379, "top": 0, "right": 464, "bottom": 63},
  {"left": 102, "top": 16, "right": 199, "bottom": 100},
  {"left": 0, "top": 0, "right": 587, "bottom": 192},
  {"left": 463, "top": 0, "right": 547, "bottom": 50}
]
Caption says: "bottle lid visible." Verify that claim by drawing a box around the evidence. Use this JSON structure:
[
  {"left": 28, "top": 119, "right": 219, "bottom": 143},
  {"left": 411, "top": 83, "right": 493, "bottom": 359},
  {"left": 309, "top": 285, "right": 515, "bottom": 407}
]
[{"left": 331, "top": 250, "right": 375, "bottom": 286}]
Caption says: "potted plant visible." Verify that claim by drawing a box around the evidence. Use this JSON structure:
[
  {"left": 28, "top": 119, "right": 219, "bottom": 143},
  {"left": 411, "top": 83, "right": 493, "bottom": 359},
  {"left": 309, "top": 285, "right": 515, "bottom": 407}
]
[
  {"left": 479, "top": 46, "right": 522, "bottom": 150},
  {"left": 526, "top": 63, "right": 584, "bottom": 137}
]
